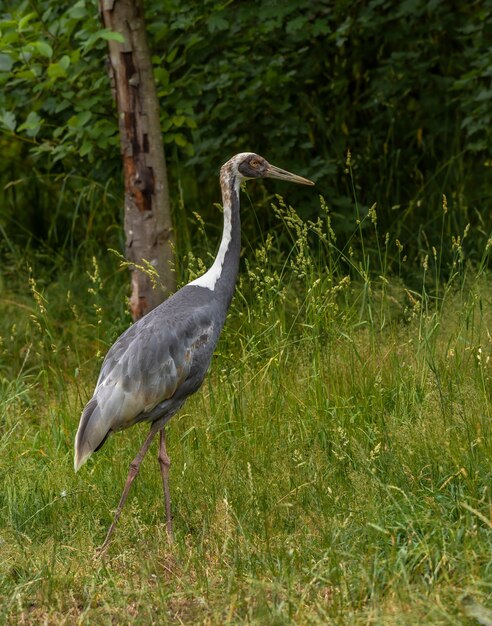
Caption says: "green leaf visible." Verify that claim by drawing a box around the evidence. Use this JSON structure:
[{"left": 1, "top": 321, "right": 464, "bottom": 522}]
[
  {"left": 80, "top": 139, "right": 93, "bottom": 157},
  {"left": 286, "top": 16, "right": 308, "bottom": 34},
  {"left": 33, "top": 41, "right": 53, "bottom": 58},
  {"left": 172, "top": 133, "right": 188, "bottom": 147},
  {"left": 0, "top": 54, "right": 14, "bottom": 72},
  {"left": 207, "top": 15, "right": 228, "bottom": 33},
  {"left": 76, "top": 110, "right": 92, "bottom": 126},
  {"left": 185, "top": 117, "right": 197, "bottom": 129},
  {"left": 312, "top": 21, "right": 331, "bottom": 36},
  {"left": 80, "top": 111, "right": 92, "bottom": 126},
  {"left": 161, "top": 118, "right": 173, "bottom": 132},
  {"left": 16, "top": 69, "right": 37, "bottom": 80},
  {"left": 47, "top": 61, "right": 67, "bottom": 79},
  {"left": 0, "top": 19, "right": 17, "bottom": 29},
  {"left": 99, "top": 30, "right": 125, "bottom": 43},
  {"left": 55, "top": 99, "right": 72, "bottom": 114},
  {"left": 68, "top": 1, "right": 89, "bottom": 19},
  {"left": 1, "top": 111, "right": 17, "bottom": 132},
  {"left": 475, "top": 89, "right": 492, "bottom": 102},
  {"left": 154, "top": 68, "right": 170, "bottom": 86},
  {"left": 58, "top": 55, "right": 71, "bottom": 70},
  {"left": 18, "top": 12, "right": 37, "bottom": 31},
  {"left": 2, "top": 31, "right": 20, "bottom": 46},
  {"left": 17, "top": 111, "right": 42, "bottom": 137},
  {"left": 171, "top": 115, "right": 186, "bottom": 128},
  {"left": 166, "top": 48, "right": 178, "bottom": 64}
]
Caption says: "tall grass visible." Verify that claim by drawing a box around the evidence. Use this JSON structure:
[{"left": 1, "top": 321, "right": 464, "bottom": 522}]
[{"left": 0, "top": 183, "right": 491, "bottom": 624}]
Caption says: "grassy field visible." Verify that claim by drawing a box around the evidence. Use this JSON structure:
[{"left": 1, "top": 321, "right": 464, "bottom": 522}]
[{"left": 0, "top": 197, "right": 491, "bottom": 624}]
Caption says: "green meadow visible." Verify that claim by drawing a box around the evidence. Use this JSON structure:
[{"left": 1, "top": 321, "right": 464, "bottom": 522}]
[{"left": 1, "top": 194, "right": 491, "bottom": 624}]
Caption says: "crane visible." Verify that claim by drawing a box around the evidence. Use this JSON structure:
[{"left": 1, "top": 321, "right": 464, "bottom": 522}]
[{"left": 74, "top": 153, "right": 314, "bottom": 551}]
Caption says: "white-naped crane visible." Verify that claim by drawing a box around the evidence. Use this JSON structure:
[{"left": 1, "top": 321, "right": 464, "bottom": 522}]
[{"left": 74, "top": 153, "right": 314, "bottom": 551}]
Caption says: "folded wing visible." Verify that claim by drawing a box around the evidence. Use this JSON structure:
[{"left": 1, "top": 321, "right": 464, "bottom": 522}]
[{"left": 74, "top": 310, "right": 214, "bottom": 470}]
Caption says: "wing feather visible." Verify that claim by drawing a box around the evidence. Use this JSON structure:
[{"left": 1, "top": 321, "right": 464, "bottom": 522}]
[
  {"left": 75, "top": 286, "right": 221, "bottom": 469},
  {"left": 92, "top": 314, "right": 214, "bottom": 432}
]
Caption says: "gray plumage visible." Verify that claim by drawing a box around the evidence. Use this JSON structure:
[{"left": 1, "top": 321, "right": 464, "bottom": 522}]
[
  {"left": 74, "top": 152, "right": 313, "bottom": 548},
  {"left": 75, "top": 286, "right": 224, "bottom": 470}
]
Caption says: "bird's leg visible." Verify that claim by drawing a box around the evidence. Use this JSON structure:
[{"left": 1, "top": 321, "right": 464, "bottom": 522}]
[
  {"left": 98, "top": 422, "right": 160, "bottom": 553},
  {"left": 158, "top": 428, "right": 173, "bottom": 540}
]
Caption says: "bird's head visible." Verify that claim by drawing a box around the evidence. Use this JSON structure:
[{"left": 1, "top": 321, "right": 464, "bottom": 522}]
[{"left": 226, "top": 153, "right": 314, "bottom": 186}]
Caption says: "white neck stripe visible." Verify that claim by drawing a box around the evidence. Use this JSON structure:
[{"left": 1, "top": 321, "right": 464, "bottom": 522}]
[{"left": 189, "top": 176, "right": 240, "bottom": 291}]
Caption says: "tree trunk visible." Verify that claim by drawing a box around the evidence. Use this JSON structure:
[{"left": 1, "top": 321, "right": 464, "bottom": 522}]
[{"left": 100, "top": 0, "right": 176, "bottom": 320}]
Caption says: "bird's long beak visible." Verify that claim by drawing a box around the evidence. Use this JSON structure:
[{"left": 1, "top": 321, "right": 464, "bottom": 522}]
[{"left": 265, "top": 163, "right": 315, "bottom": 186}]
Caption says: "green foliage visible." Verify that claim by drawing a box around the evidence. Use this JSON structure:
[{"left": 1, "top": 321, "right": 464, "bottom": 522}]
[
  {"left": 0, "top": 1, "right": 118, "bottom": 167},
  {"left": 0, "top": 1, "right": 123, "bottom": 251},
  {"left": 1, "top": 0, "right": 491, "bottom": 265},
  {"left": 145, "top": 0, "right": 492, "bottom": 250}
]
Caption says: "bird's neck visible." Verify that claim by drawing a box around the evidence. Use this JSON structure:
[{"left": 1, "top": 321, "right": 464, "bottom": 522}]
[{"left": 189, "top": 167, "right": 241, "bottom": 306}]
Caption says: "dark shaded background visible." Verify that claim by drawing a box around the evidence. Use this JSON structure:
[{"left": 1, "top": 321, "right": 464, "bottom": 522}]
[{"left": 1, "top": 0, "right": 491, "bottom": 276}]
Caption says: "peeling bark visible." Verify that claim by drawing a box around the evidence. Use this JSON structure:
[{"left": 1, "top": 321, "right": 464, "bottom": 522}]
[{"left": 100, "top": 0, "right": 176, "bottom": 320}]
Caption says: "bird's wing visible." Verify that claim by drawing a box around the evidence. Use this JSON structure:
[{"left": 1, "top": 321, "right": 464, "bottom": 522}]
[{"left": 93, "top": 311, "right": 215, "bottom": 431}]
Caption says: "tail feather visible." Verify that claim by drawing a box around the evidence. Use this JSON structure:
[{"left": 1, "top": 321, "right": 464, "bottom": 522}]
[{"left": 74, "top": 398, "right": 111, "bottom": 471}]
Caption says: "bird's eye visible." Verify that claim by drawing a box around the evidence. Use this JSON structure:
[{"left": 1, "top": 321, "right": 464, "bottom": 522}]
[{"left": 250, "top": 159, "right": 259, "bottom": 168}]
